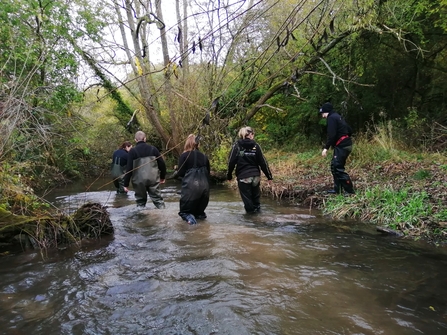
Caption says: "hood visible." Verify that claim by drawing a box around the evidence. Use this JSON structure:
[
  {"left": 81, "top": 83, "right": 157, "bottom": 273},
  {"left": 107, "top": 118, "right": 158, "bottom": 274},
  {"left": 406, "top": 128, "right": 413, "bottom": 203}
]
[{"left": 237, "top": 138, "right": 257, "bottom": 149}]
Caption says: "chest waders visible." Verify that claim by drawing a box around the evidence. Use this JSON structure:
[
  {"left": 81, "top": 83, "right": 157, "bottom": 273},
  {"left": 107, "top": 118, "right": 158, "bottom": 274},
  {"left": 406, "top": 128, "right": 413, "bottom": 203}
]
[
  {"left": 111, "top": 157, "right": 126, "bottom": 193},
  {"left": 178, "top": 151, "right": 210, "bottom": 224},
  {"left": 132, "top": 156, "right": 165, "bottom": 208},
  {"left": 330, "top": 144, "right": 355, "bottom": 194}
]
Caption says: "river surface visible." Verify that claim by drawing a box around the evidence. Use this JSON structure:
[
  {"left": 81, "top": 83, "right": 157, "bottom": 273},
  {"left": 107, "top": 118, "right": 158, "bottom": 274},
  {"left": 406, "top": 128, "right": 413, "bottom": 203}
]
[{"left": 1, "top": 178, "right": 447, "bottom": 335}]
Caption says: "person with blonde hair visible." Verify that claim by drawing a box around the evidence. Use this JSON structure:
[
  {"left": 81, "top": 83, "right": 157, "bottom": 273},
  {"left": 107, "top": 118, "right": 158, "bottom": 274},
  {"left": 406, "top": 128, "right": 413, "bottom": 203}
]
[
  {"left": 111, "top": 141, "right": 132, "bottom": 194},
  {"left": 124, "top": 131, "right": 167, "bottom": 208},
  {"left": 176, "top": 134, "right": 210, "bottom": 224},
  {"left": 227, "top": 126, "right": 273, "bottom": 213}
]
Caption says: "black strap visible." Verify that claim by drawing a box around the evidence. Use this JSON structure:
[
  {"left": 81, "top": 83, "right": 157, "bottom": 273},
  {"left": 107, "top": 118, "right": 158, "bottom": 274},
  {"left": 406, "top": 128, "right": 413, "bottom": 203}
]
[{"left": 193, "top": 150, "right": 198, "bottom": 168}]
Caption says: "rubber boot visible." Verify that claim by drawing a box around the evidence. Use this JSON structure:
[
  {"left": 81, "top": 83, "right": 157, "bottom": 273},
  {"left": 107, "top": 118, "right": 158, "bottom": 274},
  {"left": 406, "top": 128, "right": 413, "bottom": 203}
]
[
  {"left": 185, "top": 214, "right": 197, "bottom": 225},
  {"left": 341, "top": 178, "right": 355, "bottom": 194},
  {"left": 327, "top": 181, "right": 342, "bottom": 194}
]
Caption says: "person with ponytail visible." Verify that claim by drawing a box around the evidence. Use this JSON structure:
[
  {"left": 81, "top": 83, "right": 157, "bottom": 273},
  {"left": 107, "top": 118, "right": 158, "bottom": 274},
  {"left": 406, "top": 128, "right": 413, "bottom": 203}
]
[{"left": 227, "top": 126, "right": 273, "bottom": 213}]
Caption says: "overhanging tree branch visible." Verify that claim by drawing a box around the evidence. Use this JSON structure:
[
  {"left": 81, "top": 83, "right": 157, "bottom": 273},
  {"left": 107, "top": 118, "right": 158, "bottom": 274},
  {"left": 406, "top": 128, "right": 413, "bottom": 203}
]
[{"left": 240, "top": 30, "right": 352, "bottom": 126}]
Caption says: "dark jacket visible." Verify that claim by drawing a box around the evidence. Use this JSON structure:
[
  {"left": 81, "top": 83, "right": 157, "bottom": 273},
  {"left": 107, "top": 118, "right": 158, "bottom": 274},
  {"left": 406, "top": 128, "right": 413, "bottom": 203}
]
[
  {"left": 123, "top": 141, "right": 166, "bottom": 187},
  {"left": 111, "top": 148, "right": 129, "bottom": 167},
  {"left": 227, "top": 139, "right": 273, "bottom": 180},
  {"left": 324, "top": 111, "right": 353, "bottom": 150},
  {"left": 177, "top": 150, "right": 210, "bottom": 178}
]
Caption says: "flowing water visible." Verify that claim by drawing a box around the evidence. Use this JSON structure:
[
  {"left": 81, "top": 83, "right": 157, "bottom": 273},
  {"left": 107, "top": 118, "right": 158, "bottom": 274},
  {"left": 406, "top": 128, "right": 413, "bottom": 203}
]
[{"left": 1, "top": 178, "right": 447, "bottom": 335}]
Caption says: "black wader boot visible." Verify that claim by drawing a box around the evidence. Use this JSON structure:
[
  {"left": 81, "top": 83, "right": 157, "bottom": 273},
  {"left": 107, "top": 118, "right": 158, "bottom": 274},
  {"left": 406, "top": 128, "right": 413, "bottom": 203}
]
[
  {"left": 330, "top": 146, "right": 354, "bottom": 195},
  {"left": 341, "top": 178, "right": 355, "bottom": 194}
]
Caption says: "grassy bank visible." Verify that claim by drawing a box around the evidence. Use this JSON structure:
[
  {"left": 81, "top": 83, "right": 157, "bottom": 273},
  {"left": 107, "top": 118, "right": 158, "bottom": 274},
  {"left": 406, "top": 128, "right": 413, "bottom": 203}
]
[{"left": 261, "top": 132, "right": 447, "bottom": 245}]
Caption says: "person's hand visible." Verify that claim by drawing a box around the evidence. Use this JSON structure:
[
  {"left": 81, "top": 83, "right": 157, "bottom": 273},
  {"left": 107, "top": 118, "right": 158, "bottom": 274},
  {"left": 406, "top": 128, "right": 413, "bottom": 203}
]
[
  {"left": 227, "top": 174, "right": 232, "bottom": 181},
  {"left": 267, "top": 179, "right": 272, "bottom": 185},
  {"left": 160, "top": 179, "right": 166, "bottom": 184},
  {"left": 322, "top": 148, "right": 328, "bottom": 157},
  {"left": 124, "top": 187, "right": 129, "bottom": 192}
]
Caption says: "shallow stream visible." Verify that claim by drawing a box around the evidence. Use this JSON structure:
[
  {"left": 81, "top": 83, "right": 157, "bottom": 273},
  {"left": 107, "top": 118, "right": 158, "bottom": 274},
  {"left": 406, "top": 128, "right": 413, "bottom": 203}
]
[{"left": 1, "top": 178, "right": 446, "bottom": 334}]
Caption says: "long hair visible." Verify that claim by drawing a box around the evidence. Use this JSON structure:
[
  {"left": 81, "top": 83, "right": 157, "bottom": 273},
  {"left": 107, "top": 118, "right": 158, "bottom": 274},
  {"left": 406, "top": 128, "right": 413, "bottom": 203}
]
[{"left": 183, "top": 134, "right": 198, "bottom": 152}]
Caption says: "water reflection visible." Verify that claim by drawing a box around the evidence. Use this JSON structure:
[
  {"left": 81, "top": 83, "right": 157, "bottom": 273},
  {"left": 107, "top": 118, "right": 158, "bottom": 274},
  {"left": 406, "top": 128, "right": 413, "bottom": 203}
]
[{"left": 1, "top": 178, "right": 447, "bottom": 334}]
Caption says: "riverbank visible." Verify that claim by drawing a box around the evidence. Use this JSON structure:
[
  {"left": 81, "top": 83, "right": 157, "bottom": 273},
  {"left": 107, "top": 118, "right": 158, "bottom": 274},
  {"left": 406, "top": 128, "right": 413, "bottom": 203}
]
[{"left": 258, "top": 149, "right": 447, "bottom": 244}]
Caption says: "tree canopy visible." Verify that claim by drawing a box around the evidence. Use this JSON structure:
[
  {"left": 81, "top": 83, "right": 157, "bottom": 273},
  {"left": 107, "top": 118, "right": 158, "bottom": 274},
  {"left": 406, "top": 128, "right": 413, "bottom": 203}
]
[{"left": 1, "top": 0, "right": 447, "bottom": 179}]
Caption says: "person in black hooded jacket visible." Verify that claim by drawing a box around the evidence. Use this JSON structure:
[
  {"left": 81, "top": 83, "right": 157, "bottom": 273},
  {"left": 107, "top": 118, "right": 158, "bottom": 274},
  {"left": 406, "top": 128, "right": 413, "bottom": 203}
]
[
  {"left": 319, "top": 102, "right": 355, "bottom": 194},
  {"left": 227, "top": 126, "right": 273, "bottom": 213}
]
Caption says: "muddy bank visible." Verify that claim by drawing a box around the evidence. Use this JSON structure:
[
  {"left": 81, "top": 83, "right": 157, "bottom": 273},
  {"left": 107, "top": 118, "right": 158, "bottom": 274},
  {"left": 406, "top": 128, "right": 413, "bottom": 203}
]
[{"left": 256, "top": 160, "right": 447, "bottom": 243}]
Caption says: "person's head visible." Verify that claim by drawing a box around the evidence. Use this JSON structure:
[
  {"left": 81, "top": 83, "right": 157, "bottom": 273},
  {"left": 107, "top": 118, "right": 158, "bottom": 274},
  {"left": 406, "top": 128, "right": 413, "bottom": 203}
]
[
  {"left": 120, "top": 141, "right": 132, "bottom": 151},
  {"left": 238, "top": 126, "right": 255, "bottom": 139},
  {"left": 319, "top": 102, "right": 333, "bottom": 118},
  {"left": 135, "top": 131, "right": 146, "bottom": 142},
  {"left": 183, "top": 134, "right": 198, "bottom": 152}
]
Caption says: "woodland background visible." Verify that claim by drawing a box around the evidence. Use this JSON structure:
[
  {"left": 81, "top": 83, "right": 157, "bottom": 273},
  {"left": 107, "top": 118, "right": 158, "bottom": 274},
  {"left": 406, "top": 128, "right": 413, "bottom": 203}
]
[{"left": 1, "top": 0, "right": 447, "bottom": 242}]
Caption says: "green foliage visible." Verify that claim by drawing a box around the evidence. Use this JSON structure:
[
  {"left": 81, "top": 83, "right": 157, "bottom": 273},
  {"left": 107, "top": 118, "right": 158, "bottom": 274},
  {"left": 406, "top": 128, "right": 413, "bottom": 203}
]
[
  {"left": 413, "top": 169, "right": 431, "bottom": 180},
  {"left": 348, "top": 117, "right": 430, "bottom": 166},
  {"left": 74, "top": 122, "right": 132, "bottom": 177},
  {"left": 434, "top": 208, "right": 447, "bottom": 222},
  {"left": 350, "top": 133, "right": 393, "bottom": 164},
  {"left": 415, "top": 0, "right": 447, "bottom": 32},
  {"left": 325, "top": 186, "right": 432, "bottom": 231},
  {"left": 0, "top": 0, "right": 115, "bottom": 187},
  {"left": 0, "top": 0, "right": 86, "bottom": 109},
  {"left": 2, "top": 0, "right": 447, "bottom": 190},
  {"left": 248, "top": 93, "right": 320, "bottom": 150},
  {"left": 292, "top": 0, "right": 447, "bottom": 142},
  {"left": 81, "top": 55, "right": 135, "bottom": 126},
  {"left": 0, "top": 163, "right": 50, "bottom": 214},
  {"left": 295, "top": 151, "right": 318, "bottom": 161},
  {"left": 399, "top": 107, "right": 430, "bottom": 149},
  {"left": 209, "top": 142, "right": 231, "bottom": 175}
]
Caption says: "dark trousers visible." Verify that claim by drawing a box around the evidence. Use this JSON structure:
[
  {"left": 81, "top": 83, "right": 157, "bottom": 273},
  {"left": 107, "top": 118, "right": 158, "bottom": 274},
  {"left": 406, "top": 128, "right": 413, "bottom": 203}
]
[
  {"left": 133, "top": 181, "right": 165, "bottom": 208},
  {"left": 237, "top": 176, "right": 261, "bottom": 213},
  {"left": 179, "top": 191, "right": 209, "bottom": 220},
  {"left": 113, "top": 176, "right": 126, "bottom": 193},
  {"left": 331, "top": 146, "right": 354, "bottom": 194}
]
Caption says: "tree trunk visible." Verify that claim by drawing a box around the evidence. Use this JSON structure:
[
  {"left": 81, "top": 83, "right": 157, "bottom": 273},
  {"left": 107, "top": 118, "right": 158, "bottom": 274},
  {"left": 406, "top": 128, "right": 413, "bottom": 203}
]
[
  {"left": 156, "top": 0, "right": 181, "bottom": 156},
  {"left": 113, "top": 0, "right": 173, "bottom": 150}
]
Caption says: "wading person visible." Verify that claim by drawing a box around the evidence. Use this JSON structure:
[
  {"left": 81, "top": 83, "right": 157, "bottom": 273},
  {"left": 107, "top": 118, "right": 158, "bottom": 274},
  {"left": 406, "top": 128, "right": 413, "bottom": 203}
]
[
  {"left": 319, "top": 102, "right": 355, "bottom": 194},
  {"left": 227, "top": 126, "right": 273, "bottom": 213},
  {"left": 111, "top": 141, "right": 132, "bottom": 194},
  {"left": 123, "top": 131, "right": 167, "bottom": 208},
  {"left": 176, "top": 134, "right": 210, "bottom": 225}
]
